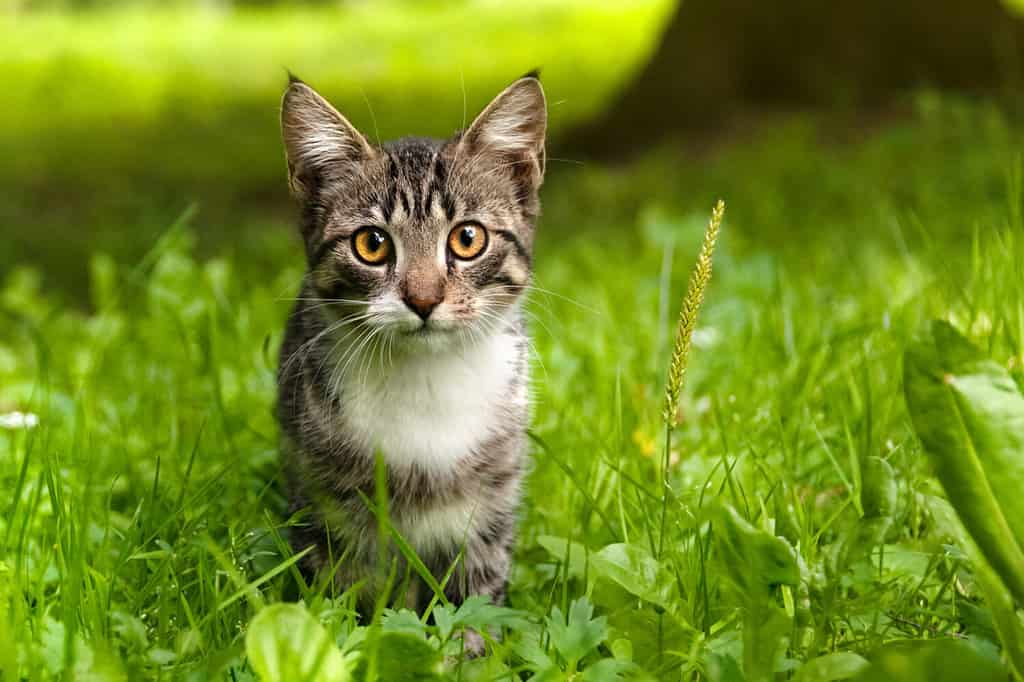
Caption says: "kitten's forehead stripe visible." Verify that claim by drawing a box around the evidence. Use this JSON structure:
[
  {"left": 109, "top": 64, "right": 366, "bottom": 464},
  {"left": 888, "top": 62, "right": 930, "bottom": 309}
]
[
  {"left": 384, "top": 138, "right": 436, "bottom": 223},
  {"left": 399, "top": 189, "right": 411, "bottom": 219},
  {"left": 350, "top": 137, "right": 464, "bottom": 233}
]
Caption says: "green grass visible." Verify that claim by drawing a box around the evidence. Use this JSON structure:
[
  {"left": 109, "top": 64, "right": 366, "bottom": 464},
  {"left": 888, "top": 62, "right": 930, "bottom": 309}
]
[
  {"left": 4, "top": 4, "right": 1024, "bottom": 679},
  {"left": 4, "top": 97, "right": 1024, "bottom": 679}
]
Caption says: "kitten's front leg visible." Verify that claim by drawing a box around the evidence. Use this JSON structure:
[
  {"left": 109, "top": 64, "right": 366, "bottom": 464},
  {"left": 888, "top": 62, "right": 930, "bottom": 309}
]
[{"left": 439, "top": 520, "right": 515, "bottom": 656}]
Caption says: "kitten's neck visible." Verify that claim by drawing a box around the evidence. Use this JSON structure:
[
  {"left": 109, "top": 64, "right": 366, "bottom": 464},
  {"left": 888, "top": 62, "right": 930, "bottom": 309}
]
[{"left": 319, "top": 305, "right": 527, "bottom": 472}]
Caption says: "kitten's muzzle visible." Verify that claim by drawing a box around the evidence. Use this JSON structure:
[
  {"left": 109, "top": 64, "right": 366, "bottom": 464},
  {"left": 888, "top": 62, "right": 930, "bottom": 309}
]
[{"left": 403, "top": 293, "right": 443, "bottom": 321}]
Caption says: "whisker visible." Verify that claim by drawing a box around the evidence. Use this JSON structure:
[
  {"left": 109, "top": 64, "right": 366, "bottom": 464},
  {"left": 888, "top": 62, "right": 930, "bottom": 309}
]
[
  {"left": 524, "top": 282, "right": 602, "bottom": 316},
  {"left": 279, "top": 316, "right": 351, "bottom": 380}
]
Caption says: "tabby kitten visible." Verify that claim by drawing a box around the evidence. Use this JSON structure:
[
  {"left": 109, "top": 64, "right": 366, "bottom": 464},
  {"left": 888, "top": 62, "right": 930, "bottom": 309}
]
[{"left": 276, "top": 74, "right": 546, "bottom": 628}]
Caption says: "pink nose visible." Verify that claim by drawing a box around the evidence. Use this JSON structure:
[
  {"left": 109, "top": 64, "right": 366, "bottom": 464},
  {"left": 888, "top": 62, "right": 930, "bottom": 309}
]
[{"left": 403, "top": 293, "right": 442, "bottom": 320}]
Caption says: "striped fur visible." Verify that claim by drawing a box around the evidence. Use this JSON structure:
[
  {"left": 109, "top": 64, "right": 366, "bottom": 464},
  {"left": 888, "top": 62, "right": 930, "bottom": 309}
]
[{"left": 276, "top": 75, "right": 546, "bottom": 637}]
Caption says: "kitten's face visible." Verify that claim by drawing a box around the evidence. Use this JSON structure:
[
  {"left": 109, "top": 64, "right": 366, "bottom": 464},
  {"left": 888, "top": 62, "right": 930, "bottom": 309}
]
[{"left": 281, "top": 76, "right": 546, "bottom": 352}]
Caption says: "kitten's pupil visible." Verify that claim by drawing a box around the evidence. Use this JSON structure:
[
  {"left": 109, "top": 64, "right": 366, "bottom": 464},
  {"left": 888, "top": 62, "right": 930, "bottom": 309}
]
[
  {"left": 459, "top": 226, "right": 476, "bottom": 248},
  {"left": 367, "top": 230, "right": 384, "bottom": 251}
]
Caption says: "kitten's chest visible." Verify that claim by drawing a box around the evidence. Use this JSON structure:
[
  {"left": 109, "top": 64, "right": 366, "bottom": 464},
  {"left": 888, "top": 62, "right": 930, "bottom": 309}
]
[{"left": 335, "top": 331, "right": 525, "bottom": 472}]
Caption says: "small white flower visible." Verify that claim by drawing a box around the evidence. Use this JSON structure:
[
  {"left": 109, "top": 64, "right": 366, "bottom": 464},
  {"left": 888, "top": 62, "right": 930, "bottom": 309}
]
[{"left": 0, "top": 411, "right": 39, "bottom": 430}]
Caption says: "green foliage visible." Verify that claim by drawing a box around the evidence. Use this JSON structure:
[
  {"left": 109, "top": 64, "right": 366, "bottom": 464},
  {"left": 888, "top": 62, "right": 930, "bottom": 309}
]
[
  {"left": 903, "top": 320, "right": 1024, "bottom": 677},
  {"left": 5, "top": 123, "right": 1024, "bottom": 676},
  {"left": 352, "top": 631, "right": 445, "bottom": 682},
  {"left": 545, "top": 598, "right": 608, "bottom": 671},
  {"left": 3, "top": 122, "right": 1024, "bottom": 678},
  {"left": 710, "top": 504, "right": 799, "bottom": 682},
  {"left": 589, "top": 543, "right": 677, "bottom": 610},
  {"left": 852, "top": 639, "right": 1008, "bottom": 682},
  {"left": 5, "top": 7, "right": 1024, "bottom": 676},
  {"left": 793, "top": 652, "right": 869, "bottom": 682},
  {"left": 246, "top": 604, "right": 358, "bottom": 682},
  {"left": 904, "top": 321, "right": 1024, "bottom": 602}
]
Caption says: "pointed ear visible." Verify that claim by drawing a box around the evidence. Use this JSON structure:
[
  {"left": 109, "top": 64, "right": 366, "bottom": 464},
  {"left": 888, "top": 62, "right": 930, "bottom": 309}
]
[
  {"left": 280, "top": 80, "right": 376, "bottom": 198},
  {"left": 460, "top": 74, "right": 547, "bottom": 196}
]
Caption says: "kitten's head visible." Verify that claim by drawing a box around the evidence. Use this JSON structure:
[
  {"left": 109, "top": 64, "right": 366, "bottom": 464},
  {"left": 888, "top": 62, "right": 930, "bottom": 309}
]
[{"left": 281, "top": 74, "right": 546, "bottom": 351}]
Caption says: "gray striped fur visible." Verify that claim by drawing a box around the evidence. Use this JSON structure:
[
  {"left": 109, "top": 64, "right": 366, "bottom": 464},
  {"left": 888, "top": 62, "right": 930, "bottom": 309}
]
[{"left": 275, "top": 75, "right": 546, "bottom": 638}]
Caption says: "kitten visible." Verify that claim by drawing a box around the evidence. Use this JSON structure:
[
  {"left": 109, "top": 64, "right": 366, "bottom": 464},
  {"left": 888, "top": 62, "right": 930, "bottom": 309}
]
[{"left": 275, "top": 73, "right": 546, "bottom": 635}]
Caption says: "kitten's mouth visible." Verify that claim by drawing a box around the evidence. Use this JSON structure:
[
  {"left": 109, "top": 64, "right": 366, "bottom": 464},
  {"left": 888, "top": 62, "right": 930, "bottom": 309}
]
[
  {"left": 388, "top": 316, "right": 462, "bottom": 339},
  {"left": 393, "top": 322, "right": 438, "bottom": 336},
  {"left": 401, "top": 321, "right": 458, "bottom": 340},
  {"left": 413, "top": 323, "right": 448, "bottom": 336}
]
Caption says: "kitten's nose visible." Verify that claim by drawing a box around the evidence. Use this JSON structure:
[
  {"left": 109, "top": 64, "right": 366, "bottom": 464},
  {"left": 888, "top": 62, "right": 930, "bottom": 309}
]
[{"left": 403, "top": 293, "right": 442, "bottom": 321}]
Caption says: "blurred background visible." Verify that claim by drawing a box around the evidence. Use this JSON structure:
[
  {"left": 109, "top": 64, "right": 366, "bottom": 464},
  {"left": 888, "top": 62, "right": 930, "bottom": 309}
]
[{"left": 5, "top": 0, "right": 1024, "bottom": 300}]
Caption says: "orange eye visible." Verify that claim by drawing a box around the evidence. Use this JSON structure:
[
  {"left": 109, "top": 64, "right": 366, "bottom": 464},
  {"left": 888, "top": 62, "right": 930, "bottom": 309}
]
[
  {"left": 352, "top": 227, "right": 392, "bottom": 265},
  {"left": 448, "top": 222, "right": 488, "bottom": 260}
]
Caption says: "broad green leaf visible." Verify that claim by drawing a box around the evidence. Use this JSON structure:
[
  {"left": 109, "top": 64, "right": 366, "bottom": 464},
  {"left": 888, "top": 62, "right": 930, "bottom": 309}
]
[
  {"left": 245, "top": 603, "right": 355, "bottom": 682},
  {"left": 353, "top": 631, "right": 444, "bottom": 682},
  {"left": 513, "top": 631, "right": 555, "bottom": 672},
  {"left": 381, "top": 609, "right": 429, "bottom": 637},
  {"left": 545, "top": 597, "right": 607, "bottom": 667},
  {"left": 742, "top": 604, "right": 791, "bottom": 682},
  {"left": 449, "top": 594, "right": 533, "bottom": 632},
  {"left": 705, "top": 651, "right": 746, "bottom": 682},
  {"left": 928, "top": 494, "right": 1024, "bottom": 678},
  {"left": 970, "top": 558, "right": 1024, "bottom": 680},
  {"left": 609, "top": 638, "right": 632, "bottom": 661},
  {"left": 711, "top": 504, "right": 800, "bottom": 597},
  {"left": 710, "top": 505, "right": 799, "bottom": 682},
  {"left": 581, "top": 658, "right": 639, "bottom": 681},
  {"left": 36, "top": 616, "right": 127, "bottom": 682},
  {"left": 793, "top": 652, "right": 869, "bottom": 681},
  {"left": 869, "top": 544, "right": 930, "bottom": 581},
  {"left": 455, "top": 655, "right": 516, "bottom": 681},
  {"left": 538, "top": 535, "right": 591, "bottom": 579},
  {"left": 605, "top": 604, "right": 696, "bottom": 665},
  {"left": 431, "top": 603, "right": 457, "bottom": 642},
  {"left": 589, "top": 543, "right": 675, "bottom": 609},
  {"left": 903, "top": 320, "right": 1024, "bottom": 603},
  {"left": 852, "top": 639, "right": 1007, "bottom": 682},
  {"left": 528, "top": 666, "right": 569, "bottom": 682}
]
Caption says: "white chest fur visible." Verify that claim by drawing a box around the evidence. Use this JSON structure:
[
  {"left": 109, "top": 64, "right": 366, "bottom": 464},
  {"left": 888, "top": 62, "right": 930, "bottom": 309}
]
[{"left": 333, "top": 329, "right": 524, "bottom": 474}]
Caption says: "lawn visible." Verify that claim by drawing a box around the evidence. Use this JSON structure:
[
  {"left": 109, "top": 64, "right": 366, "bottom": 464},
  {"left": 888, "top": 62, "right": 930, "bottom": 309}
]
[{"left": 3, "top": 3, "right": 1024, "bottom": 680}]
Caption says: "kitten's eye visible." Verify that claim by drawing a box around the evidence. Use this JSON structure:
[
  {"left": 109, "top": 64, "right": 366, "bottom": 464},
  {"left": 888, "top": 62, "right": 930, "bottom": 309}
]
[
  {"left": 352, "top": 227, "right": 392, "bottom": 265},
  {"left": 448, "top": 222, "right": 488, "bottom": 260}
]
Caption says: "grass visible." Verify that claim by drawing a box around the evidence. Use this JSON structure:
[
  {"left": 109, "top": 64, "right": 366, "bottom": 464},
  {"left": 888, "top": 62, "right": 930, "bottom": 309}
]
[{"left": 4, "top": 4, "right": 1024, "bottom": 680}]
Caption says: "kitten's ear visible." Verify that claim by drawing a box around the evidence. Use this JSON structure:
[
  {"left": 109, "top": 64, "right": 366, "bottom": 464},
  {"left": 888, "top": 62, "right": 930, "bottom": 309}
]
[
  {"left": 281, "top": 79, "right": 376, "bottom": 198},
  {"left": 460, "top": 73, "right": 547, "bottom": 196}
]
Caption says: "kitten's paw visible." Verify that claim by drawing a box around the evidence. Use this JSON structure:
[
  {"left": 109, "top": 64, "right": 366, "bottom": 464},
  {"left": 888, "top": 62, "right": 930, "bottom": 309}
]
[{"left": 461, "top": 629, "right": 486, "bottom": 658}]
